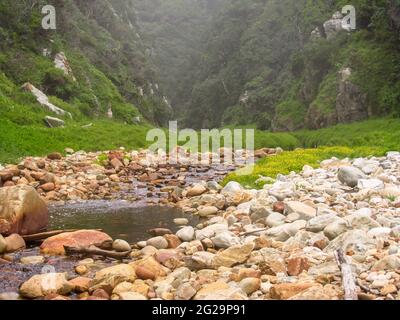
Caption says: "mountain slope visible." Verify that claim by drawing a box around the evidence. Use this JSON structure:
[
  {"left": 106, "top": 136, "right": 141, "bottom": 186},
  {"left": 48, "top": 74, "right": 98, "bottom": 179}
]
[
  {"left": 134, "top": 0, "right": 400, "bottom": 130},
  {"left": 0, "top": 0, "right": 172, "bottom": 127}
]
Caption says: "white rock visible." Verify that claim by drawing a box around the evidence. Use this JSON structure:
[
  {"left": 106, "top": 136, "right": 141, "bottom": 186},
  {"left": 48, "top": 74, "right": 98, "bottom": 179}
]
[
  {"left": 265, "top": 212, "right": 286, "bottom": 227},
  {"left": 211, "top": 232, "right": 241, "bottom": 248},
  {"left": 222, "top": 181, "right": 243, "bottom": 194},
  {"left": 146, "top": 236, "right": 168, "bottom": 249},
  {"left": 357, "top": 179, "right": 384, "bottom": 190},
  {"left": 284, "top": 201, "right": 317, "bottom": 221},
  {"left": 306, "top": 214, "right": 338, "bottom": 233},
  {"left": 198, "top": 206, "right": 218, "bottom": 217},
  {"left": 195, "top": 223, "right": 228, "bottom": 240},
  {"left": 20, "top": 256, "right": 45, "bottom": 265},
  {"left": 338, "top": 166, "right": 366, "bottom": 187},
  {"left": 112, "top": 239, "right": 131, "bottom": 252},
  {"left": 174, "top": 218, "right": 189, "bottom": 226},
  {"left": 176, "top": 226, "right": 195, "bottom": 242},
  {"left": 367, "top": 227, "right": 392, "bottom": 239},
  {"left": 323, "top": 219, "right": 349, "bottom": 240}
]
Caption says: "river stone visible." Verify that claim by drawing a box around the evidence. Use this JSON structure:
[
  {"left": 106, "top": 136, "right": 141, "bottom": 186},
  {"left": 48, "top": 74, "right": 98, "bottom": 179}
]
[
  {"left": 265, "top": 221, "right": 306, "bottom": 242},
  {"left": 270, "top": 282, "right": 319, "bottom": 300},
  {"left": 90, "top": 264, "right": 136, "bottom": 293},
  {"left": 306, "top": 214, "right": 338, "bottom": 233},
  {"left": 222, "top": 181, "right": 243, "bottom": 194},
  {"left": 207, "top": 181, "right": 222, "bottom": 191},
  {"left": 186, "top": 184, "right": 207, "bottom": 197},
  {"left": 288, "top": 285, "right": 340, "bottom": 300},
  {"left": 173, "top": 218, "right": 189, "bottom": 226},
  {"left": 175, "top": 283, "right": 197, "bottom": 300},
  {"left": 195, "top": 223, "right": 228, "bottom": 240},
  {"left": 266, "top": 212, "right": 286, "bottom": 227},
  {"left": 0, "top": 185, "right": 48, "bottom": 235},
  {"left": 19, "top": 273, "right": 73, "bottom": 299},
  {"left": 324, "top": 230, "right": 376, "bottom": 255},
  {"left": 0, "top": 234, "right": 6, "bottom": 254},
  {"left": 20, "top": 256, "right": 45, "bottom": 265},
  {"left": 116, "top": 292, "right": 147, "bottom": 300},
  {"left": 5, "top": 234, "right": 25, "bottom": 252},
  {"left": 371, "top": 255, "right": 400, "bottom": 271},
  {"left": 284, "top": 201, "right": 316, "bottom": 221},
  {"left": 194, "top": 282, "right": 247, "bottom": 300},
  {"left": 357, "top": 179, "right": 385, "bottom": 190},
  {"left": 186, "top": 251, "right": 216, "bottom": 270},
  {"left": 346, "top": 214, "right": 381, "bottom": 231},
  {"left": 367, "top": 227, "right": 392, "bottom": 239},
  {"left": 40, "top": 230, "right": 112, "bottom": 255},
  {"left": 338, "top": 166, "right": 366, "bottom": 187},
  {"left": 0, "top": 292, "right": 19, "bottom": 300},
  {"left": 213, "top": 243, "right": 254, "bottom": 268},
  {"left": 211, "top": 231, "right": 241, "bottom": 249},
  {"left": 176, "top": 226, "right": 195, "bottom": 242},
  {"left": 112, "top": 239, "right": 131, "bottom": 252},
  {"left": 198, "top": 206, "right": 218, "bottom": 217},
  {"left": 130, "top": 256, "right": 167, "bottom": 279},
  {"left": 239, "top": 278, "right": 261, "bottom": 295},
  {"left": 391, "top": 225, "right": 400, "bottom": 238},
  {"left": 323, "top": 219, "right": 349, "bottom": 240},
  {"left": 146, "top": 236, "right": 168, "bottom": 249}
]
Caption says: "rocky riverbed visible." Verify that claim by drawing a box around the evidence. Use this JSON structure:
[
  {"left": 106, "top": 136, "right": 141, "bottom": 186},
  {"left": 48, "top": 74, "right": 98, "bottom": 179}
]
[{"left": 1, "top": 149, "right": 400, "bottom": 300}]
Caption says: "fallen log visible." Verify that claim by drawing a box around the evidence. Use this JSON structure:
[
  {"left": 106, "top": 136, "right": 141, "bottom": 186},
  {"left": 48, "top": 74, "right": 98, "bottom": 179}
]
[
  {"left": 22, "top": 229, "right": 103, "bottom": 242},
  {"left": 64, "top": 245, "right": 131, "bottom": 260},
  {"left": 334, "top": 249, "right": 358, "bottom": 300}
]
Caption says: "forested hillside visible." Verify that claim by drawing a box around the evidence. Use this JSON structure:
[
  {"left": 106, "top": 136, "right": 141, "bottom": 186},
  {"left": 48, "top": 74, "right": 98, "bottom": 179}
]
[
  {"left": 131, "top": 0, "right": 228, "bottom": 114},
  {"left": 133, "top": 0, "right": 400, "bottom": 130},
  {"left": 0, "top": 0, "right": 172, "bottom": 127}
]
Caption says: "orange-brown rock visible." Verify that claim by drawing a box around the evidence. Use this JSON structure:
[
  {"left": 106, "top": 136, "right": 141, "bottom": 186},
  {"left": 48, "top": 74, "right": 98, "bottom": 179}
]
[
  {"left": 287, "top": 257, "right": 310, "bottom": 276},
  {"left": 270, "top": 282, "right": 319, "bottom": 300},
  {"left": 0, "top": 185, "right": 48, "bottom": 235},
  {"left": 164, "top": 234, "right": 181, "bottom": 248},
  {"left": 135, "top": 265, "right": 156, "bottom": 280},
  {"left": 40, "top": 230, "right": 112, "bottom": 255},
  {"left": 69, "top": 277, "right": 92, "bottom": 293}
]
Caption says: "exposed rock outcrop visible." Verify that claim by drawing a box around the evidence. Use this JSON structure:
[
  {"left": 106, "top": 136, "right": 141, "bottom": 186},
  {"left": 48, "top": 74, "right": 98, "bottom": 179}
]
[
  {"left": 22, "top": 83, "right": 72, "bottom": 118},
  {"left": 54, "top": 52, "right": 76, "bottom": 81},
  {"left": 336, "top": 68, "right": 368, "bottom": 124},
  {"left": 44, "top": 116, "right": 65, "bottom": 128}
]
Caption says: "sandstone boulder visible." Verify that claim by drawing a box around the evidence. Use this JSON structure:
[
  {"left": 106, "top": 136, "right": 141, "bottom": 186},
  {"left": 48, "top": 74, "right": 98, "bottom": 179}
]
[
  {"left": 0, "top": 185, "right": 48, "bottom": 235},
  {"left": 40, "top": 230, "right": 112, "bottom": 255}
]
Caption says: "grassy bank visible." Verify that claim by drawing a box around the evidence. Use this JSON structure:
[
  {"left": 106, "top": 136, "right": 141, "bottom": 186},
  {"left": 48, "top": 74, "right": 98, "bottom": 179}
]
[
  {"left": 1, "top": 118, "right": 399, "bottom": 166},
  {"left": 222, "top": 146, "right": 387, "bottom": 189},
  {"left": 0, "top": 120, "right": 152, "bottom": 164},
  {"left": 223, "top": 118, "right": 400, "bottom": 189}
]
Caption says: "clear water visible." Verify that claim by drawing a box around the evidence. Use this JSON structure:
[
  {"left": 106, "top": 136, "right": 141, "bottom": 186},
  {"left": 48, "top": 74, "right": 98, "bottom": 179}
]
[{"left": 48, "top": 201, "right": 198, "bottom": 243}]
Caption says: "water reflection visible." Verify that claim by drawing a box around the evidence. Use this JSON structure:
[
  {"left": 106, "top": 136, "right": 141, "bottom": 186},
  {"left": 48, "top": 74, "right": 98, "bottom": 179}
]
[{"left": 49, "top": 201, "right": 198, "bottom": 243}]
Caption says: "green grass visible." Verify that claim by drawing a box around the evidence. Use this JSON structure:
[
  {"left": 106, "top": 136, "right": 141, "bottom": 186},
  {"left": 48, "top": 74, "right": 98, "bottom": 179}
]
[
  {"left": 0, "top": 120, "right": 152, "bottom": 164},
  {"left": 223, "top": 118, "right": 400, "bottom": 189},
  {"left": 223, "top": 146, "right": 387, "bottom": 189}
]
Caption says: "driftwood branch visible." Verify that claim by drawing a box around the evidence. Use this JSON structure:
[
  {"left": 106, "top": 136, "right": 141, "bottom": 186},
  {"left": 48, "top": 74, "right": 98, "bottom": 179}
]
[
  {"left": 239, "top": 228, "right": 268, "bottom": 236},
  {"left": 356, "top": 279, "right": 380, "bottom": 295},
  {"left": 64, "top": 245, "right": 131, "bottom": 260},
  {"left": 334, "top": 249, "right": 358, "bottom": 300},
  {"left": 23, "top": 229, "right": 103, "bottom": 242}
]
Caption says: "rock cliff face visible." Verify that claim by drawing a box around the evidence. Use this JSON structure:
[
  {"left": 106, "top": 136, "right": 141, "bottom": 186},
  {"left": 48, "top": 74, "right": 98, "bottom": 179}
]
[{"left": 336, "top": 68, "right": 368, "bottom": 124}]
